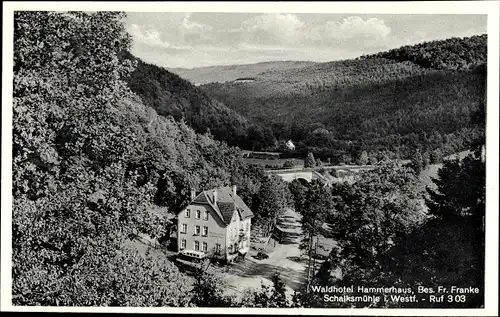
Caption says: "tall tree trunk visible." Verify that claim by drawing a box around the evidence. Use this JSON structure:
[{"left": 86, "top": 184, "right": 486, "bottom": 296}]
[
  {"left": 311, "top": 235, "right": 319, "bottom": 280},
  {"left": 306, "top": 232, "right": 313, "bottom": 291}
]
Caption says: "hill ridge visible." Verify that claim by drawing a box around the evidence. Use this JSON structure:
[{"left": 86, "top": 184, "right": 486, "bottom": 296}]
[{"left": 197, "top": 34, "right": 486, "bottom": 163}]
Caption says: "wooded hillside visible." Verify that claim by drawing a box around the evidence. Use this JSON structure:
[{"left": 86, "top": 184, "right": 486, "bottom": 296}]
[
  {"left": 121, "top": 51, "right": 253, "bottom": 148},
  {"left": 364, "top": 34, "right": 487, "bottom": 70},
  {"left": 12, "top": 11, "right": 289, "bottom": 306},
  {"left": 168, "top": 60, "right": 317, "bottom": 84},
  {"left": 200, "top": 35, "right": 486, "bottom": 162}
]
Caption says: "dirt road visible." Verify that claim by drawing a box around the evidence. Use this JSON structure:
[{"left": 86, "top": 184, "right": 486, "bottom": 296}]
[{"left": 222, "top": 208, "right": 312, "bottom": 299}]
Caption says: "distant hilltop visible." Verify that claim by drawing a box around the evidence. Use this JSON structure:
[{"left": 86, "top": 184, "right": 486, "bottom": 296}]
[{"left": 167, "top": 61, "right": 317, "bottom": 84}]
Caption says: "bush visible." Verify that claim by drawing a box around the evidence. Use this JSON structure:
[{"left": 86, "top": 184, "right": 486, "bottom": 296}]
[{"left": 282, "top": 160, "right": 295, "bottom": 169}]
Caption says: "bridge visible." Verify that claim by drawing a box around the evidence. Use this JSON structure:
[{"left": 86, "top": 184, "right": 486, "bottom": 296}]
[{"left": 265, "top": 165, "right": 375, "bottom": 184}]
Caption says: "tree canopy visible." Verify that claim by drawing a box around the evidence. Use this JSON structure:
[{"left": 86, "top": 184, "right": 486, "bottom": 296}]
[
  {"left": 11, "top": 11, "right": 280, "bottom": 306},
  {"left": 201, "top": 35, "right": 486, "bottom": 163}
]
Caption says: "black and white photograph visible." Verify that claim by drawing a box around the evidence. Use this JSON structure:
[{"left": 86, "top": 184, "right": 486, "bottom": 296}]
[{"left": 1, "top": 1, "right": 499, "bottom": 315}]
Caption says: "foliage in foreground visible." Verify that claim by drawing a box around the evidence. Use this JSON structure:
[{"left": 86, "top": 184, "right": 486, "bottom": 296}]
[
  {"left": 13, "top": 11, "right": 178, "bottom": 305},
  {"left": 12, "top": 11, "right": 286, "bottom": 306},
  {"left": 303, "top": 150, "right": 485, "bottom": 308}
]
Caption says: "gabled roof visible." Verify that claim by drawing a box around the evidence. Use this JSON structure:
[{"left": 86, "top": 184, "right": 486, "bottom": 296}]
[
  {"left": 218, "top": 202, "right": 235, "bottom": 224},
  {"left": 184, "top": 186, "right": 254, "bottom": 226}
]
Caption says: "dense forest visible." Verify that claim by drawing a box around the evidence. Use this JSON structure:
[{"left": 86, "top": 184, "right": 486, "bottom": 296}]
[
  {"left": 289, "top": 147, "right": 485, "bottom": 308},
  {"left": 121, "top": 52, "right": 277, "bottom": 150},
  {"left": 12, "top": 11, "right": 290, "bottom": 306},
  {"left": 200, "top": 35, "right": 486, "bottom": 162},
  {"left": 363, "top": 34, "right": 487, "bottom": 70}
]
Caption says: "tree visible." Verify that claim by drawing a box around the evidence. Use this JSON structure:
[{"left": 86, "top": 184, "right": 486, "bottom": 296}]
[
  {"left": 253, "top": 176, "right": 293, "bottom": 237},
  {"left": 425, "top": 150, "right": 485, "bottom": 224},
  {"left": 430, "top": 148, "right": 443, "bottom": 163},
  {"left": 64, "top": 244, "right": 192, "bottom": 306},
  {"left": 261, "top": 125, "right": 277, "bottom": 149},
  {"left": 12, "top": 11, "right": 160, "bottom": 306},
  {"left": 304, "top": 152, "right": 316, "bottom": 168},
  {"left": 242, "top": 272, "right": 290, "bottom": 308},
  {"left": 288, "top": 179, "right": 309, "bottom": 212},
  {"left": 122, "top": 51, "right": 253, "bottom": 150},
  {"left": 422, "top": 151, "right": 431, "bottom": 166},
  {"left": 357, "top": 150, "right": 369, "bottom": 165},
  {"left": 297, "top": 180, "right": 333, "bottom": 287},
  {"left": 376, "top": 148, "right": 486, "bottom": 308},
  {"left": 247, "top": 125, "right": 265, "bottom": 151},
  {"left": 230, "top": 164, "right": 266, "bottom": 210},
  {"left": 12, "top": 11, "right": 194, "bottom": 306},
  {"left": 315, "top": 158, "right": 323, "bottom": 167},
  {"left": 410, "top": 149, "right": 425, "bottom": 174},
  {"left": 326, "top": 161, "right": 427, "bottom": 283},
  {"left": 282, "top": 160, "right": 295, "bottom": 169},
  {"left": 190, "top": 262, "right": 235, "bottom": 307}
]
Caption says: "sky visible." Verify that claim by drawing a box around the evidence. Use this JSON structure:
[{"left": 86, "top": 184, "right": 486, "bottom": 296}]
[{"left": 125, "top": 13, "right": 487, "bottom": 69}]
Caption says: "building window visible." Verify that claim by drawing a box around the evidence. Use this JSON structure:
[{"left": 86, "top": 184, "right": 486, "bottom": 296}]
[
  {"left": 202, "top": 226, "right": 208, "bottom": 236},
  {"left": 195, "top": 210, "right": 201, "bottom": 219},
  {"left": 185, "top": 209, "right": 191, "bottom": 218},
  {"left": 202, "top": 242, "right": 208, "bottom": 252},
  {"left": 203, "top": 210, "right": 209, "bottom": 221},
  {"left": 194, "top": 240, "right": 200, "bottom": 251},
  {"left": 181, "top": 223, "right": 187, "bottom": 234},
  {"left": 181, "top": 239, "right": 186, "bottom": 250},
  {"left": 194, "top": 225, "right": 200, "bottom": 235},
  {"left": 215, "top": 243, "right": 221, "bottom": 254}
]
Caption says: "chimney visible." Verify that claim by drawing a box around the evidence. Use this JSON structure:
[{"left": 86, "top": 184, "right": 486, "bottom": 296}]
[
  {"left": 232, "top": 185, "right": 237, "bottom": 196},
  {"left": 190, "top": 188, "right": 196, "bottom": 200},
  {"left": 213, "top": 189, "right": 218, "bottom": 203}
]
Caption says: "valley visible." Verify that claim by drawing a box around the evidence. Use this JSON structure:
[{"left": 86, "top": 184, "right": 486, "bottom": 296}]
[{"left": 164, "top": 35, "right": 486, "bottom": 166}]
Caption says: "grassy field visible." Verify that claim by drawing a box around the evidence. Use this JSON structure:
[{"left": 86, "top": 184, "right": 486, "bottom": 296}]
[
  {"left": 242, "top": 157, "right": 304, "bottom": 168},
  {"left": 419, "top": 150, "right": 472, "bottom": 189}
]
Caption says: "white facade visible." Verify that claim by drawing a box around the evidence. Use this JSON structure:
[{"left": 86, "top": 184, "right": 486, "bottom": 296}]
[{"left": 225, "top": 209, "right": 251, "bottom": 261}]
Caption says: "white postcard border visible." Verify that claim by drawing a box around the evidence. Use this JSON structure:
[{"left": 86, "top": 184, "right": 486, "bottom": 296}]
[{"left": 2, "top": 1, "right": 498, "bottom": 316}]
